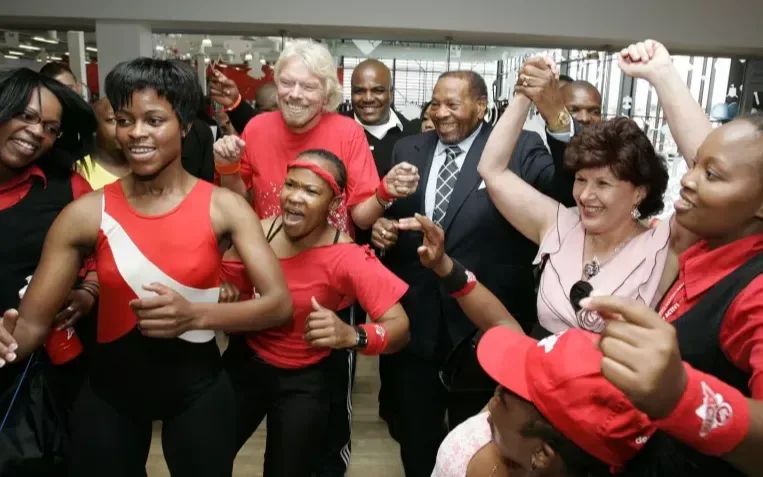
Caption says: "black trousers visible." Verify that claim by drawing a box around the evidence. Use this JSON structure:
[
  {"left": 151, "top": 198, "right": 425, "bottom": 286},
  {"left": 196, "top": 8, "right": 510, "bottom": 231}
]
[
  {"left": 68, "top": 372, "right": 235, "bottom": 477},
  {"left": 223, "top": 337, "right": 331, "bottom": 477},
  {"left": 313, "top": 304, "right": 358, "bottom": 477},
  {"left": 68, "top": 329, "right": 236, "bottom": 477},
  {"left": 388, "top": 349, "right": 494, "bottom": 477}
]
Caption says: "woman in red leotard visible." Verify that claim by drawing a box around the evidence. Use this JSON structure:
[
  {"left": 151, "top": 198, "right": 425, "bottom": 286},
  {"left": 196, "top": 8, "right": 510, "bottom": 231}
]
[
  {"left": 0, "top": 58, "right": 291, "bottom": 477},
  {"left": 221, "top": 148, "right": 410, "bottom": 477}
]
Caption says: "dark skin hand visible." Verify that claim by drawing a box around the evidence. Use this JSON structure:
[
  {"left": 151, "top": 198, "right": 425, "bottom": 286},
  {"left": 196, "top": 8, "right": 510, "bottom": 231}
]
[
  {"left": 396, "top": 213, "right": 522, "bottom": 333},
  {"left": 0, "top": 183, "right": 292, "bottom": 363},
  {"left": 371, "top": 217, "right": 399, "bottom": 250},
  {"left": 582, "top": 295, "right": 763, "bottom": 476}
]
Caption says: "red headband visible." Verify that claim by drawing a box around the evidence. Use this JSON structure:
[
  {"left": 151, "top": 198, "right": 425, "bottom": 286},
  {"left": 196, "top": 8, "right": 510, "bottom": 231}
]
[{"left": 287, "top": 160, "right": 342, "bottom": 197}]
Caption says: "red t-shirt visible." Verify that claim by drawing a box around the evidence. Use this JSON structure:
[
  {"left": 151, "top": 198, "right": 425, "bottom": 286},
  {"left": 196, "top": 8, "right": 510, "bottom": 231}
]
[
  {"left": 220, "top": 243, "right": 408, "bottom": 369},
  {"left": 0, "top": 165, "right": 95, "bottom": 274},
  {"left": 239, "top": 112, "right": 379, "bottom": 233},
  {"left": 659, "top": 233, "right": 763, "bottom": 398}
]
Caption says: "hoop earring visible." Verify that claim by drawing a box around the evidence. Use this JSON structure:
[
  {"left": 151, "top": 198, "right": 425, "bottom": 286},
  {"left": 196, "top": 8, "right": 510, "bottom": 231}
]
[
  {"left": 531, "top": 454, "right": 539, "bottom": 471},
  {"left": 631, "top": 207, "right": 641, "bottom": 220}
]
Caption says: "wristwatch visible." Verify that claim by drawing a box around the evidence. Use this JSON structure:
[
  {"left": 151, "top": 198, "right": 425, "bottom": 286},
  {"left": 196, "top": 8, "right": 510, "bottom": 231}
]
[
  {"left": 354, "top": 326, "right": 369, "bottom": 349},
  {"left": 548, "top": 108, "right": 572, "bottom": 132}
]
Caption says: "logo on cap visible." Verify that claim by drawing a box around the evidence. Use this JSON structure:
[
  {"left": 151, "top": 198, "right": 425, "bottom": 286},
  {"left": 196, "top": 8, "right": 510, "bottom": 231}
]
[
  {"left": 696, "top": 381, "right": 733, "bottom": 437},
  {"left": 537, "top": 330, "right": 567, "bottom": 353}
]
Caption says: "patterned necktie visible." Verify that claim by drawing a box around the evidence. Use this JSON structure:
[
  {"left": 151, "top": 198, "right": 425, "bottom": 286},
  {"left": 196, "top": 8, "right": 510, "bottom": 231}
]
[{"left": 432, "top": 145, "right": 462, "bottom": 225}]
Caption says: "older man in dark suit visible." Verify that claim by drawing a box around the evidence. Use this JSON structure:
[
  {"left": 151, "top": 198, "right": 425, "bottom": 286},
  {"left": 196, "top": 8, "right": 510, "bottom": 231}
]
[{"left": 374, "top": 67, "right": 576, "bottom": 477}]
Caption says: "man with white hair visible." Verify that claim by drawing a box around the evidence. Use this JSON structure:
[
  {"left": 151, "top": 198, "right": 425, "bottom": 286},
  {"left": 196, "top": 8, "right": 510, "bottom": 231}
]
[
  {"left": 214, "top": 39, "right": 418, "bottom": 233},
  {"left": 213, "top": 39, "right": 419, "bottom": 476}
]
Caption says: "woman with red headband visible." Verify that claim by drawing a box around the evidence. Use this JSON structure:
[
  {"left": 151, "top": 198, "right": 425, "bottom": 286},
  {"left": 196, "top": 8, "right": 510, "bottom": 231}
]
[{"left": 220, "top": 148, "right": 410, "bottom": 477}]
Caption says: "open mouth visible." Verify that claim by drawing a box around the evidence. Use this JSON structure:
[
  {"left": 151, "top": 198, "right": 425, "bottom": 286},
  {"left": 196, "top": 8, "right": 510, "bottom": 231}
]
[
  {"left": 580, "top": 205, "right": 604, "bottom": 217},
  {"left": 127, "top": 145, "right": 157, "bottom": 160},
  {"left": 282, "top": 208, "right": 305, "bottom": 225},
  {"left": 9, "top": 137, "right": 40, "bottom": 156},
  {"left": 674, "top": 190, "right": 695, "bottom": 212}
]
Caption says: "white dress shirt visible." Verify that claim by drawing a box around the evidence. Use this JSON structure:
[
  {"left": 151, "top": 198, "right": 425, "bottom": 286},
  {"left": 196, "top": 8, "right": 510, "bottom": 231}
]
[
  {"left": 354, "top": 109, "right": 404, "bottom": 141},
  {"left": 424, "top": 124, "right": 483, "bottom": 219}
]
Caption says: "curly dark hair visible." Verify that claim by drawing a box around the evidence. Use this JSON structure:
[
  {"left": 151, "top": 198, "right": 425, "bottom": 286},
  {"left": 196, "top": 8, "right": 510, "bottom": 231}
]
[{"left": 564, "top": 117, "right": 668, "bottom": 218}]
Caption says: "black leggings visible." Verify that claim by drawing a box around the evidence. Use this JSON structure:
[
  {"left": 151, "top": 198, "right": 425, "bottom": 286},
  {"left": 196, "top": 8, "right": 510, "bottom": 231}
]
[
  {"left": 223, "top": 336, "right": 330, "bottom": 477},
  {"left": 68, "top": 330, "right": 236, "bottom": 477}
]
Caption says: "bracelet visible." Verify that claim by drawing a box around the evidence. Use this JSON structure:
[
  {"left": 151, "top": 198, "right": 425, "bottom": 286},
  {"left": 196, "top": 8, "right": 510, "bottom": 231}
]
[
  {"left": 357, "top": 323, "right": 389, "bottom": 356},
  {"left": 377, "top": 178, "right": 394, "bottom": 203},
  {"left": 655, "top": 363, "right": 750, "bottom": 456},
  {"left": 76, "top": 281, "right": 99, "bottom": 300},
  {"left": 223, "top": 94, "right": 242, "bottom": 112},
  {"left": 375, "top": 189, "right": 393, "bottom": 209},
  {"left": 215, "top": 161, "right": 241, "bottom": 175}
]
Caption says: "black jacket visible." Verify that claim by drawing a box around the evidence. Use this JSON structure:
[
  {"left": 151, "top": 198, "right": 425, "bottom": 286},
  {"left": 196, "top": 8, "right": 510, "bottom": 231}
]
[{"left": 383, "top": 124, "right": 575, "bottom": 358}]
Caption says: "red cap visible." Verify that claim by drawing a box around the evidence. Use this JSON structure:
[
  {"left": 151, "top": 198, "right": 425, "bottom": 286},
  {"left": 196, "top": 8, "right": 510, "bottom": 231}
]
[{"left": 477, "top": 327, "right": 655, "bottom": 470}]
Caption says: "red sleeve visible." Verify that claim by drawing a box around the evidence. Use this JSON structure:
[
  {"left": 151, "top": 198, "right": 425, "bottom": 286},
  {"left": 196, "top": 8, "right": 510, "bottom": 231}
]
[
  {"left": 719, "top": 276, "right": 763, "bottom": 399},
  {"left": 70, "top": 171, "right": 94, "bottom": 200},
  {"left": 238, "top": 122, "right": 255, "bottom": 192},
  {"left": 343, "top": 125, "right": 379, "bottom": 208},
  {"left": 335, "top": 245, "right": 408, "bottom": 320},
  {"left": 70, "top": 173, "right": 97, "bottom": 276}
]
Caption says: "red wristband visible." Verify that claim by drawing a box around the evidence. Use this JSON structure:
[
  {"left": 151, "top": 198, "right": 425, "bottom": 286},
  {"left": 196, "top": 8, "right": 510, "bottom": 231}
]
[
  {"left": 359, "top": 323, "right": 389, "bottom": 356},
  {"left": 215, "top": 161, "right": 241, "bottom": 175},
  {"left": 655, "top": 364, "right": 750, "bottom": 456},
  {"left": 377, "top": 178, "right": 394, "bottom": 203},
  {"left": 223, "top": 94, "right": 242, "bottom": 112}
]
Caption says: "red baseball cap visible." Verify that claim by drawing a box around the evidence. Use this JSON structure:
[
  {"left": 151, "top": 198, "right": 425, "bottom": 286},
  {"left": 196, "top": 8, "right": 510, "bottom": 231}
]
[{"left": 477, "top": 327, "right": 655, "bottom": 470}]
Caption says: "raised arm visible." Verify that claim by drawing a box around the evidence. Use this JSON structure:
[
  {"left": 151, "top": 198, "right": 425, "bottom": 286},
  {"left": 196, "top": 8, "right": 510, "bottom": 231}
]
[
  {"left": 396, "top": 214, "right": 523, "bottom": 333},
  {"left": 477, "top": 94, "right": 560, "bottom": 245},
  {"left": 198, "top": 188, "right": 292, "bottom": 332},
  {"left": 0, "top": 192, "right": 101, "bottom": 363},
  {"left": 618, "top": 40, "right": 713, "bottom": 168}
]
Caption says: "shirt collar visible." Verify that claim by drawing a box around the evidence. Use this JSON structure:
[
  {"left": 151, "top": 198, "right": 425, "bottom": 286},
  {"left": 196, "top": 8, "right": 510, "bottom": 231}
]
[
  {"left": 435, "top": 123, "right": 483, "bottom": 157},
  {"left": 0, "top": 164, "right": 46, "bottom": 193},
  {"left": 354, "top": 109, "right": 403, "bottom": 140},
  {"left": 681, "top": 232, "right": 763, "bottom": 299}
]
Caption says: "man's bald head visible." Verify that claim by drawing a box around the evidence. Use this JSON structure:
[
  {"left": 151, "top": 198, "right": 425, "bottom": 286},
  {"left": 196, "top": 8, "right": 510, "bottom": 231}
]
[
  {"left": 561, "top": 81, "right": 602, "bottom": 126},
  {"left": 255, "top": 83, "right": 278, "bottom": 113},
  {"left": 351, "top": 59, "right": 393, "bottom": 125}
]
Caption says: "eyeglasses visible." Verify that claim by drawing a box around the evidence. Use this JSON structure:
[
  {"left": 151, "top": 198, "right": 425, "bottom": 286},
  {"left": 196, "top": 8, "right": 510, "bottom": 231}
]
[{"left": 14, "top": 110, "right": 63, "bottom": 138}]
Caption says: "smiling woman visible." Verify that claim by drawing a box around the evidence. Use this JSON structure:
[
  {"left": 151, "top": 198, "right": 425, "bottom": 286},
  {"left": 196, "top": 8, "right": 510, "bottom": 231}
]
[{"left": 0, "top": 58, "right": 292, "bottom": 477}]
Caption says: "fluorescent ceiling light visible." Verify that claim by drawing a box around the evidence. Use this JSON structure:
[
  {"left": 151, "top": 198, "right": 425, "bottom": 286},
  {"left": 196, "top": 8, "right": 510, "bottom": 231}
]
[
  {"left": 33, "top": 36, "right": 59, "bottom": 44},
  {"left": 50, "top": 56, "right": 62, "bottom": 61},
  {"left": 18, "top": 44, "right": 41, "bottom": 51},
  {"left": 155, "top": 45, "right": 165, "bottom": 51},
  {"left": 8, "top": 51, "right": 24, "bottom": 56},
  {"left": 86, "top": 46, "right": 98, "bottom": 52},
  {"left": 244, "top": 53, "right": 253, "bottom": 61},
  {"left": 4, "top": 55, "right": 18, "bottom": 59}
]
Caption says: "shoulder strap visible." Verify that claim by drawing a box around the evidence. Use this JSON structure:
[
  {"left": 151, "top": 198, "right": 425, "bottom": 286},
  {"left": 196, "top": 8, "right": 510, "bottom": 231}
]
[
  {"left": 333, "top": 228, "right": 341, "bottom": 244},
  {"left": 266, "top": 217, "right": 283, "bottom": 243}
]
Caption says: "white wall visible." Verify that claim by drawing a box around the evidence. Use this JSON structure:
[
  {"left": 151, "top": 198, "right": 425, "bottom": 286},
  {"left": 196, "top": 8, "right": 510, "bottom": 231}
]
[{"left": 1, "top": 0, "right": 762, "bottom": 56}]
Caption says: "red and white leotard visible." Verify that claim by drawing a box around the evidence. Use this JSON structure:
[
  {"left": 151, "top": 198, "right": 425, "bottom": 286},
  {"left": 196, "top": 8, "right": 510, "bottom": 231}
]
[{"left": 95, "top": 180, "right": 221, "bottom": 344}]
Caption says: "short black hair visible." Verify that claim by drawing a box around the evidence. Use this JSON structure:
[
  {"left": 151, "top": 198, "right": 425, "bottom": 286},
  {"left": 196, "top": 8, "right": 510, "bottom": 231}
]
[
  {"left": 105, "top": 58, "right": 202, "bottom": 129},
  {"left": 0, "top": 68, "right": 95, "bottom": 176},
  {"left": 297, "top": 149, "right": 347, "bottom": 192},
  {"left": 559, "top": 74, "right": 575, "bottom": 83},
  {"left": 39, "top": 62, "right": 75, "bottom": 80},
  {"left": 438, "top": 71, "right": 488, "bottom": 101},
  {"left": 419, "top": 101, "right": 432, "bottom": 121}
]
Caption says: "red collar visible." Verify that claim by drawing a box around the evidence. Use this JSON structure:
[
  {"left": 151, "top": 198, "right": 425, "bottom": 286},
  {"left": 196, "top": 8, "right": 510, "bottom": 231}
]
[
  {"left": 680, "top": 232, "right": 763, "bottom": 300},
  {"left": 0, "top": 165, "right": 47, "bottom": 193}
]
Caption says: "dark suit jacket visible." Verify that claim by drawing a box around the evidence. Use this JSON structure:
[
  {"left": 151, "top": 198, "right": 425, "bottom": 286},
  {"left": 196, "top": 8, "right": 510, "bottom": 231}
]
[
  {"left": 384, "top": 123, "right": 574, "bottom": 359},
  {"left": 181, "top": 119, "right": 215, "bottom": 183}
]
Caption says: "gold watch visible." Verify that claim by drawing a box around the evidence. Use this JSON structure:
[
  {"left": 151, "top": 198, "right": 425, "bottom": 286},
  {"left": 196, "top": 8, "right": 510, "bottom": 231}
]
[{"left": 548, "top": 108, "right": 572, "bottom": 132}]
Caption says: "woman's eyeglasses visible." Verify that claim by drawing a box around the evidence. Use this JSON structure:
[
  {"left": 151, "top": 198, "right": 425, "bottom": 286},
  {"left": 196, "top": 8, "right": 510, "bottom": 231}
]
[{"left": 15, "top": 110, "right": 63, "bottom": 138}]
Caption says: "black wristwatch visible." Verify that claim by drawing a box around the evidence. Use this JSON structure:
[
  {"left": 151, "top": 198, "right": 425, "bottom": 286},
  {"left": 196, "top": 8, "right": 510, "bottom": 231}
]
[{"left": 354, "top": 326, "right": 369, "bottom": 349}]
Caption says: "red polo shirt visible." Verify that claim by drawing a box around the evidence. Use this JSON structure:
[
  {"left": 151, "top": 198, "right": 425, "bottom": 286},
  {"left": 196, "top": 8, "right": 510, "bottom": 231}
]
[
  {"left": 0, "top": 165, "right": 96, "bottom": 274},
  {"left": 238, "top": 112, "right": 379, "bottom": 234},
  {"left": 659, "top": 233, "right": 763, "bottom": 398}
]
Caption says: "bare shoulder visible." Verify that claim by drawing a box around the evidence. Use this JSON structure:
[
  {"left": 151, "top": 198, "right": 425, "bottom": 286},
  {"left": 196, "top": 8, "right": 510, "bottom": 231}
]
[
  {"left": 64, "top": 188, "right": 104, "bottom": 221},
  {"left": 211, "top": 184, "right": 252, "bottom": 211},
  {"left": 53, "top": 189, "right": 104, "bottom": 245}
]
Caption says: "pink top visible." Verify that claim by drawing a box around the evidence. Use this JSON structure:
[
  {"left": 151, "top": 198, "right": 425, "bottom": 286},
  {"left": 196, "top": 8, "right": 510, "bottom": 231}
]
[
  {"left": 432, "top": 413, "right": 492, "bottom": 477},
  {"left": 534, "top": 205, "right": 671, "bottom": 334}
]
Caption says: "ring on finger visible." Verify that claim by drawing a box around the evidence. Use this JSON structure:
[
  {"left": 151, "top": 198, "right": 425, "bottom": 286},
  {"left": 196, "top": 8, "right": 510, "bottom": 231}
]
[{"left": 381, "top": 230, "right": 388, "bottom": 239}]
